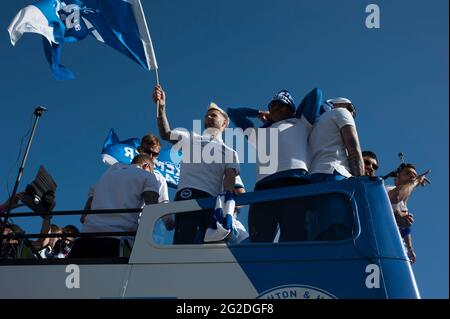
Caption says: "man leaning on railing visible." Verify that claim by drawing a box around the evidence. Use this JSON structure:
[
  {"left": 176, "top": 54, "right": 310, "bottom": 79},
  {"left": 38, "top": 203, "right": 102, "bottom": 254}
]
[{"left": 69, "top": 154, "right": 161, "bottom": 258}]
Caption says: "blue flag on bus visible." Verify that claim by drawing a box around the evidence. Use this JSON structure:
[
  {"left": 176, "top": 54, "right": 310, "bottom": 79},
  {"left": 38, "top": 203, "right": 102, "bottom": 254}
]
[
  {"left": 101, "top": 129, "right": 181, "bottom": 188},
  {"left": 8, "top": 0, "right": 158, "bottom": 80}
]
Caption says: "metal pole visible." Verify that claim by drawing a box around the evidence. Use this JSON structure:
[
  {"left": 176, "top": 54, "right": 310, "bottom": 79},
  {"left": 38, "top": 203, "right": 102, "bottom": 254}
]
[
  {"left": 2, "top": 106, "right": 46, "bottom": 226},
  {"left": 155, "top": 68, "right": 161, "bottom": 118}
]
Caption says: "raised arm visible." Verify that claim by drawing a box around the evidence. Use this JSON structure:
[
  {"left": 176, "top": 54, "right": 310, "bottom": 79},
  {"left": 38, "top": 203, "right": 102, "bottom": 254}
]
[
  {"left": 388, "top": 182, "right": 416, "bottom": 205},
  {"left": 152, "top": 85, "right": 177, "bottom": 144},
  {"left": 340, "top": 125, "right": 364, "bottom": 176},
  {"left": 227, "top": 107, "right": 261, "bottom": 131},
  {"left": 0, "top": 192, "right": 24, "bottom": 212},
  {"left": 295, "top": 87, "right": 323, "bottom": 125},
  {"left": 32, "top": 215, "right": 52, "bottom": 250},
  {"left": 388, "top": 170, "right": 431, "bottom": 204}
]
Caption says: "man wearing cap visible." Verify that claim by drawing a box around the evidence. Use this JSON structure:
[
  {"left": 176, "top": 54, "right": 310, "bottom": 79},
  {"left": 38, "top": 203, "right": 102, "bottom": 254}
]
[
  {"left": 362, "top": 150, "right": 379, "bottom": 177},
  {"left": 152, "top": 85, "right": 240, "bottom": 245},
  {"left": 304, "top": 98, "right": 364, "bottom": 241},
  {"left": 227, "top": 88, "right": 322, "bottom": 243},
  {"left": 309, "top": 97, "right": 364, "bottom": 182}
]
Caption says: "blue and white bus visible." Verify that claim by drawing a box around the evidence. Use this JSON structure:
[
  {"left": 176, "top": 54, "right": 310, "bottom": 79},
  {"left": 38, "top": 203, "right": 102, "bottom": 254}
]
[{"left": 0, "top": 176, "right": 419, "bottom": 299}]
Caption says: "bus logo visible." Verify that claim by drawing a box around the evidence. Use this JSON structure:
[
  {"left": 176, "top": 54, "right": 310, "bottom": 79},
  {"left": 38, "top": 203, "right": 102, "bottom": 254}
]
[{"left": 257, "top": 285, "right": 336, "bottom": 299}]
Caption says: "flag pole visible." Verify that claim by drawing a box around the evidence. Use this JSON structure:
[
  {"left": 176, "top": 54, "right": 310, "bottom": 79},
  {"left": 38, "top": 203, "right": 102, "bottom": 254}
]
[
  {"left": 130, "top": 0, "right": 160, "bottom": 117},
  {"left": 155, "top": 67, "right": 160, "bottom": 86},
  {"left": 155, "top": 68, "right": 160, "bottom": 118}
]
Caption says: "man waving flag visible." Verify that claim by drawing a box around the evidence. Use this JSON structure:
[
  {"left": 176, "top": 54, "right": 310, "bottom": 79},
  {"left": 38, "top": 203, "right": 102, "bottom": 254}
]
[{"left": 8, "top": 0, "right": 158, "bottom": 80}]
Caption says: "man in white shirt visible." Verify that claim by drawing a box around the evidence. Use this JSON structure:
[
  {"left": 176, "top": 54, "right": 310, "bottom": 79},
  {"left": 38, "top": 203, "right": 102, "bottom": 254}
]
[
  {"left": 152, "top": 85, "right": 240, "bottom": 244},
  {"left": 70, "top": 154, "right": 160, "bottom": 258},
  {"left": 227, "top": 88, "right": 322, "bottom": 242},
  {"left": 81, "top": 134, "right": 171, "bottom": 226},
  {"left": 307, "top": 98, "right": 364, "bottom": 241},
  {"left": 309, "top": 97, "right": 364, "bottom": 182},
  {"left": 137, "top": 134, "right": 169, "bottom": 202},
  {"left": 137, "top": 133, "right": 173, "bottom": 230}
]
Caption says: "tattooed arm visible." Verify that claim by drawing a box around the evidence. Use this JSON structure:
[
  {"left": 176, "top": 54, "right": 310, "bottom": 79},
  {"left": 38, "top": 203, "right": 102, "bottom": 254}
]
[
  {"left": 152, "top": 85, "right": 177, "bottom": 144},
  {"left": 340, "top": 125, "right": 364, "bottom": 176}
]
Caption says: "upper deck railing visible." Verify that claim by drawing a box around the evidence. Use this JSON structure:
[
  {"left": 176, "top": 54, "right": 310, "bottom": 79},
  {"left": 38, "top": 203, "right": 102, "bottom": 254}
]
[{"left": 0, "top": 177, "right": 404, "bottom": 264}]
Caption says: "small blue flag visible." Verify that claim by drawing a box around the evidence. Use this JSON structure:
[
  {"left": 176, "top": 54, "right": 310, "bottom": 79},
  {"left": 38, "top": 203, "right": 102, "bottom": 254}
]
[
  {"left": 101, "top": 129, "right": 181, "bottom": 188},
  {"left": 204, "top": 192, "right": 236, "bottom": 243},
  {"left": 101, "top": 128, "right": 140, "bottom": 165},
  {"left": 8, "top": 0, "right": 158, "bottom": 80}
]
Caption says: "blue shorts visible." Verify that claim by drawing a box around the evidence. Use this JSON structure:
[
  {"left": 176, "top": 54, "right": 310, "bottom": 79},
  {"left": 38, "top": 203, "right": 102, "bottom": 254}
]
[{"left": 400, "top": 226, "right": 411, "bottom": 238}]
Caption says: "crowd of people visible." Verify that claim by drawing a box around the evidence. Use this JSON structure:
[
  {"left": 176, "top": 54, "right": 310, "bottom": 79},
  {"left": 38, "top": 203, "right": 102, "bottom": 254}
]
[
  {"left": 0, "top": 85, "right": 430, "bottom": 264},
  {"left": 0, "top": 197, "right": 79, "bottom": 260}
]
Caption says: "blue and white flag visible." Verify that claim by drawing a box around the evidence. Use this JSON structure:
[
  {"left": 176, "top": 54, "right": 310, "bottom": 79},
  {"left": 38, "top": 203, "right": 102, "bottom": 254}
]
[
  {"left": 204, "top": 192, "right": 236, "bottom": 243},
  {"left": 101, "top": 129, "right": 181, "bottom": 188},
  {"left": 101, "top": 128, "right": 140, "bottom": 165},
  {"left": 8, "top": 0, "right": 158, "bottom": 80},
  {"left": 153, "top": 144, "right": 182, "bottom": 188}
]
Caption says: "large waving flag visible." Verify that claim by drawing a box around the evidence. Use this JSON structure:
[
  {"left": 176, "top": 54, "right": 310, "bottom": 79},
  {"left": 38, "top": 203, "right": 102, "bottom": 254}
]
[
  {"left": 101, "top": 129, "right": 181, "bottom": 188},
  {"left": 8, "top": 0, "right": 158, "bottom": 80}
]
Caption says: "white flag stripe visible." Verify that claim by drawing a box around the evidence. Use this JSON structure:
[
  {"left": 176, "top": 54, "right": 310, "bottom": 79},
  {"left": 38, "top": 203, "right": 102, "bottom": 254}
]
[
  {"left": 101, "top": 153, "right": 119, "bottom": 166},
  {"left": 8, "top": 5, "right": 56, "bottom": 46},
  {"left": 129, "top": 0, "right": 158, "bottom": 70},
  {"left": 82, "top": 17, "right": 105, "bottom": 43}
]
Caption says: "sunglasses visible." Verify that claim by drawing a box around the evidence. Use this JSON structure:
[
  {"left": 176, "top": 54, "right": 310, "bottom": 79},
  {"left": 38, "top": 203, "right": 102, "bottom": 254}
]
[
  {"left": 364, "top": 159, "right": 379, "bottom": 170},
  {"left": 342, "top": 104, "right": 356, "bottom": 117},
  {"left": 331, "top": 102, "right": 355, "bottom": 117},
  {"left": 346, "top": 105, "right": 355, "bottom": 114},
  {"left": 148, "top": 150, "right": 160, "bottom": 157},
  {"left": 139, "top": 148, "right": 159, "bottom": 157}
]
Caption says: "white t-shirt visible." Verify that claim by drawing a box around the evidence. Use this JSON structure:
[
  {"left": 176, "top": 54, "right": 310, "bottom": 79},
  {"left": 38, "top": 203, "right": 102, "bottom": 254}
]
[
  {"left": 91, "top": 166, "right": 169, "bottom": 203},
  {"left": 83, "top": 163, "right": 160, "bottom": 235},
  {"left": 308, "top": 108, "right": 356, "bottom": 177},
  {"left": 171, "top": 129, "right": 240, "bottom": 196},
  {"left": 154, "top": 170, "right": 169, "bottom": 203},
  {"left": 247, "top": 117, "right": 312, "bottom": 182}
]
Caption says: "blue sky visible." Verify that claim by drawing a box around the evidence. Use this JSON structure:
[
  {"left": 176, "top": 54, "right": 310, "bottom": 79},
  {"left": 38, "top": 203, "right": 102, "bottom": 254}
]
[{"left": 0, "top": 0, "right": 448, "bottom": 298}]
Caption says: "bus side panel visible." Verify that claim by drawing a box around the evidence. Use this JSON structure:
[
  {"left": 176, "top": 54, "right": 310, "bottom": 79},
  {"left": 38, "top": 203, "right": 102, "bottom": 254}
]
[
  {"left": 124, "top": 259, "right": 386, "bottom": 299},
  {"left": 363, "top": 179, "right": 409, "bottom": 259},
  {"left": 0, "top": 264, "right": 130, "bottom": 299},
  {"left": 379, "top": 259, "right": 420, "bottom": 298},
  {"left": 124, "top": 262, "right": 259, "bottom": 298},
  {"left": 234, "top": 259, "right": 387, "bottom": 299}
]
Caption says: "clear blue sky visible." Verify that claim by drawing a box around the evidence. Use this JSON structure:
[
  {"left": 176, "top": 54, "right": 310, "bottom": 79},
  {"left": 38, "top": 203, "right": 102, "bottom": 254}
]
[{"left": 0, "top": 0, "right": 448, "bottom": 298}]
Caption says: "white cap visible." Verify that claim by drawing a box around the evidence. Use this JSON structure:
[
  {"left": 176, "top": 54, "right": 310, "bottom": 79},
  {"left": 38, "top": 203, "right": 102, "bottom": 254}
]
[
  {"left": 326, "top": 97, "right": 353, "bottom": 105},
  {"left": 207, "top": 102, "right": 229, "bottom": 126},
  {"left": 326, "top": 97, "right": 356, "bottom": 118}
]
